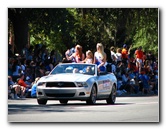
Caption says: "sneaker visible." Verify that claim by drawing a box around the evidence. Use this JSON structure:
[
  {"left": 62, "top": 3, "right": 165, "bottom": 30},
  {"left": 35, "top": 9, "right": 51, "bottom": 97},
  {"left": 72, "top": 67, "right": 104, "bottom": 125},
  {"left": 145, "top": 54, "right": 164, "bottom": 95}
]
[
  {"left": 20, "top": 96, "right": 26, "bottom": 99},
  {"left": 14, "top": 94, "right": 20, "bottom": 99},
  {"left": 123, "top": 89, "right": 127, "bottom": 93}
]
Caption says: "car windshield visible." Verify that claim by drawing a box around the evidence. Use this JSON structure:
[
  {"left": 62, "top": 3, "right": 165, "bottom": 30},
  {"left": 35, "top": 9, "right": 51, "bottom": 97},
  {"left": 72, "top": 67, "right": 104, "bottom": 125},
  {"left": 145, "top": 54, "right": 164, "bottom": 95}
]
[{"left": 50, "top": 63, "right": 95, "bottom": 75}]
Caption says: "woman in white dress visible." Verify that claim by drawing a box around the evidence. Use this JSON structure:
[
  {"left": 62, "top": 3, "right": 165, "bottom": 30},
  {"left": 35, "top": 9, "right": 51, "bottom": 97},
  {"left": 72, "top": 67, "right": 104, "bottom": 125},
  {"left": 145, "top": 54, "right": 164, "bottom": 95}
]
[{"left": 93, "top": 43, "right": 107, "bottom": 72}]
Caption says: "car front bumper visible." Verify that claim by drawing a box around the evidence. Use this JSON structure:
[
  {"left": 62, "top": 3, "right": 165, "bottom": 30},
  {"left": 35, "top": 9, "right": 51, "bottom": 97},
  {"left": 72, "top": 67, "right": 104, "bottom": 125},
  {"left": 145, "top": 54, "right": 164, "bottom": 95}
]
[{"left": 37, "top": 86, "right": 91, "bottom": 100}]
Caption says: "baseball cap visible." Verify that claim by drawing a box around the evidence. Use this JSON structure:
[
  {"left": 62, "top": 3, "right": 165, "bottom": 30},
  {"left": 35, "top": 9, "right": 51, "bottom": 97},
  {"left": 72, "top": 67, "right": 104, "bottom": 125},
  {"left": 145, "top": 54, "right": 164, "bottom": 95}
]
[{"left": 123, "top": 44, "right": 127, "bottom": 48}]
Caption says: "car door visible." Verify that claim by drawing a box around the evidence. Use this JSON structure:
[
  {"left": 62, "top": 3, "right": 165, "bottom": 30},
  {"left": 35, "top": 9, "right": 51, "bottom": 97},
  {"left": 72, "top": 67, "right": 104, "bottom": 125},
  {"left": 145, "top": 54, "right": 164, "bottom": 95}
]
[{"left": 97, "top": 73, "right": 112, "bottom": 98}]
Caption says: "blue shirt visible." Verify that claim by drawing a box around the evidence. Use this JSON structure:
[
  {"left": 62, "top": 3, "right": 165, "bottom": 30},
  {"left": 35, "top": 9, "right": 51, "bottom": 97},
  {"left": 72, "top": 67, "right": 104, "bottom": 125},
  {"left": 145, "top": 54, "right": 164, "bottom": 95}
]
[
  {"left": 31, "top": 83, "right": 37, "bottom": 97},
  {"left": 129, "top": 73, "right": 135, "bottom": 79},
  {"left": 139, "top": 74, "right": 149, "bottom": 89}
]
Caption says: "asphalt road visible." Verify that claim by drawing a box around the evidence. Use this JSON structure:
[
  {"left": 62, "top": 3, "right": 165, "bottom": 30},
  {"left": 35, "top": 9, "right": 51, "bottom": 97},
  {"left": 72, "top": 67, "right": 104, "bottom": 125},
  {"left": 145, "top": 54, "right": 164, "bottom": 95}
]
[{"left": 8, "top": 95, "right": 159, "bottom": 122}]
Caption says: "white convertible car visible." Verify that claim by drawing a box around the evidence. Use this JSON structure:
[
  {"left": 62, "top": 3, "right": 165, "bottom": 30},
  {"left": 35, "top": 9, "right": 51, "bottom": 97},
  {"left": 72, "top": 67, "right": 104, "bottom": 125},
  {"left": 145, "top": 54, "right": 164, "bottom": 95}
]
[{"left": 36, "top": 63, "right": 117, "bottom": 105}]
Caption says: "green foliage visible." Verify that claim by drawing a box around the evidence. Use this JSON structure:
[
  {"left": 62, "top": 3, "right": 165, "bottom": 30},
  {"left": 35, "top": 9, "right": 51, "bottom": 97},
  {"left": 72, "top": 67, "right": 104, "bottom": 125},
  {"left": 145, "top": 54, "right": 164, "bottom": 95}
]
[
  {"left": 9, "top": 8, "right": 158, "bottom": 56},
  {"left": 28, "top": 8, "right": 77, "bottom": 54},
  {"left": 131, "top": 8, "right": 158, "bottom": 55}
]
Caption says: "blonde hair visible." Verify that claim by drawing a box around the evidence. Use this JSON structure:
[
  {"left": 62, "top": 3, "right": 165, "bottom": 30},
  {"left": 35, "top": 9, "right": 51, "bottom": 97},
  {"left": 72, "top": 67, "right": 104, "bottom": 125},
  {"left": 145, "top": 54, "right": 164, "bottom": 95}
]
[
  {"left": 86, "top": 50, "right": 93, "bottom": 59},
  {"left": 117, "top": 48, "right": 121, "bottom": 53},
  {"left": 96, "top": 43, "right": 105, "bottom": 60}
]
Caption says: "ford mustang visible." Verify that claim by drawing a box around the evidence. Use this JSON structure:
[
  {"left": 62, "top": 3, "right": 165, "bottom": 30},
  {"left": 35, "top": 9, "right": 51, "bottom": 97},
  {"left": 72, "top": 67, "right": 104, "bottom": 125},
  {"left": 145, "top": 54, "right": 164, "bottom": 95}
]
[{"left": 36, "top": 63, "right": 117, "bottom": 105}]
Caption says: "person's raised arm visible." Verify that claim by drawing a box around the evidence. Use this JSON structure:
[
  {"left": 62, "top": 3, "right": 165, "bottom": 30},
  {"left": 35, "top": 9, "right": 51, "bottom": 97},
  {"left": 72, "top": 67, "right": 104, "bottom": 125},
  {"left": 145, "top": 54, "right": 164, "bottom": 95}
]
[
  {"left": 66, "top": 53, "right": 75, "bottom": 61},
  {"left": 128, "top": 45, "right": 132, "bottom": 55}
]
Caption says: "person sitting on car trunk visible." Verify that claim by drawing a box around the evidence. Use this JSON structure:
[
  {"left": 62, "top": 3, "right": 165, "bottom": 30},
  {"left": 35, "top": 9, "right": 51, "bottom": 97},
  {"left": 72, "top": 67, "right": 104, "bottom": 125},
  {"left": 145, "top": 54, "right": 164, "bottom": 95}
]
[{"left": 94, "top": 43, "right": 107, "bottom": 72}]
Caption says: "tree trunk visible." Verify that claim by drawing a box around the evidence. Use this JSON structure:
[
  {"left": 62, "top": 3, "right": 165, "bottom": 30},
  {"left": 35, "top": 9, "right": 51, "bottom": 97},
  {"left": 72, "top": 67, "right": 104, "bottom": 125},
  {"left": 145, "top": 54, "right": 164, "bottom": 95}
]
[{"left": 12, "top": 16, "right": 28, "bottom": 55}]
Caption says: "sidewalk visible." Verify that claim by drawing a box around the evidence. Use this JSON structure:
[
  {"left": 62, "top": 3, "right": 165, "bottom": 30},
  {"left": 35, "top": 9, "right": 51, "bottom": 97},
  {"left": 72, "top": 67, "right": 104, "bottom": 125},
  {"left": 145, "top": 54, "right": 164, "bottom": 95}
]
[{"left": 116, "top": 90, "right": 158, "bottom": 97}]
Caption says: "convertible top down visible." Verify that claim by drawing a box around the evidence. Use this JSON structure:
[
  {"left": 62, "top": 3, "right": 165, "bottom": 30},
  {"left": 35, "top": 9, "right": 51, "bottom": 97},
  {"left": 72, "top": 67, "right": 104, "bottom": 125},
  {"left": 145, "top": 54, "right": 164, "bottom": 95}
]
[{"left": 36, "top": 63, "right": 117, "bottom": 105}]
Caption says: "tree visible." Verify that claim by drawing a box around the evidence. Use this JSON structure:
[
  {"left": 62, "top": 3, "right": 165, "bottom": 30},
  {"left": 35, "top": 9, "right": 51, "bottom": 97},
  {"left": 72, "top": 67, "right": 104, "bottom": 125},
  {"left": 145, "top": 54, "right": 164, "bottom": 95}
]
[
  {"left": 8, "top": 8, "right": 158, "bottom": 57},
  {"left": 8, "top": 8, "right": 30, "bottom": 53}
]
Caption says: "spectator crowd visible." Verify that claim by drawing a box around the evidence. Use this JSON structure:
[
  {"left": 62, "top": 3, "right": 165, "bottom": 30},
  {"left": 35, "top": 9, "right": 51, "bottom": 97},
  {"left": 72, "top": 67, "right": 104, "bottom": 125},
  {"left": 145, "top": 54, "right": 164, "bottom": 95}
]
[{"left": 8, "top": 43, "right": 158, "bottom": 99}]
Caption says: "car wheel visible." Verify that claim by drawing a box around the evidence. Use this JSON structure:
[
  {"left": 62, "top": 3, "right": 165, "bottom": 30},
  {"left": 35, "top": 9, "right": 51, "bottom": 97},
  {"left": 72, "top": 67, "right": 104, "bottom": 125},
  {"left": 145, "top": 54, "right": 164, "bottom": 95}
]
[
  {"left": 86, "top": 85, "right": 97, "bottom": 105},
  {"left": 37, "top": 99, "right": 47, "bottom": 105},
  {"left": 106, "top": 84, "right": 116, "bottom": 104},
  {"left": 59, "top": 100, "right": 68, "bottom": 104}
]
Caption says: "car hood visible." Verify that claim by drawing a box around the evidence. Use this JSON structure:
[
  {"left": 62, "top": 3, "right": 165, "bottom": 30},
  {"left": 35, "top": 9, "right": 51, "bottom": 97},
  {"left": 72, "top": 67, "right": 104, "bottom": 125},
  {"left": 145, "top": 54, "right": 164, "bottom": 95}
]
[{"left": 39, "top": 74, "right": 93, "bottom": 82}]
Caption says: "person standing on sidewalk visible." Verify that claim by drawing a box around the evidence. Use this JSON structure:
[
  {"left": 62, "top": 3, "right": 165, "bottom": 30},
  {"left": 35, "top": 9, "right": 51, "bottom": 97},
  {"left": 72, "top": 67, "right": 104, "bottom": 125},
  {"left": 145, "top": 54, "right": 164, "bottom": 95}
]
[
  {"left": 121, "top": 44, "right": 132, "bottom": 68},
  {"left": 135, "top": 46, "right": 144, "bottom": 74}
]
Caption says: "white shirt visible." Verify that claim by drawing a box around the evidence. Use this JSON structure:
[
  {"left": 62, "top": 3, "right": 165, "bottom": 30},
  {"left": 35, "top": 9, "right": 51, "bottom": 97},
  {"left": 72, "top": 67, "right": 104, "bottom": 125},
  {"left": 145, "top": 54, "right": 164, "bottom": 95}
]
[
  {"left": 85, "top": 58, "right": 93, "bottom": 64},
  {"left": 111, "top": 51, "right": 118, "bottom": 62},
  {"left": 94, "top": 52, "right": 104, "bottom": 64},
  {"left": 116, "top": 52, "right": 122, "bottom": 61}
]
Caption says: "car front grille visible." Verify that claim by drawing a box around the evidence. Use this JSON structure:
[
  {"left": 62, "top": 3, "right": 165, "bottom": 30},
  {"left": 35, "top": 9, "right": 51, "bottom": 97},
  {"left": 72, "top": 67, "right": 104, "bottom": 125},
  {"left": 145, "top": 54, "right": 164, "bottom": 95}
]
[
  {"left": 46, "top": 82, "right": 76, "bottom": 88},
  {"left": 45, "top": 93, "right": 75, "bottom": 97}
]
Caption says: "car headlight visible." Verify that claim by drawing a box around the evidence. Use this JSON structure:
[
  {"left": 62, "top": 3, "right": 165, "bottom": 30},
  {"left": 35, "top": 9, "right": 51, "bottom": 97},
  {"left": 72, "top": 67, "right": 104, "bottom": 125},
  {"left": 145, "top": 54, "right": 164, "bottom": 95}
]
[
  {"left": 37, "top": 82, "right": 46, "bottom": 86},
  {"left": 76, "top": 82, "right": 87, "bottom": 87}
]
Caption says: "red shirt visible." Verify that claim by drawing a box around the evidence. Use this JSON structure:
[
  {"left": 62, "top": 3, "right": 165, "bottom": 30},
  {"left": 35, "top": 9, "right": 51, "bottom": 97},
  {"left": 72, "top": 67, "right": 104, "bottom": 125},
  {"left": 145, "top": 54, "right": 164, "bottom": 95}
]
[
  {"left": 135, "top": 50, "right": 143, "bottom": 59},
  {"left": 18, "top": 79, "right": 27, "bottom": 88}
]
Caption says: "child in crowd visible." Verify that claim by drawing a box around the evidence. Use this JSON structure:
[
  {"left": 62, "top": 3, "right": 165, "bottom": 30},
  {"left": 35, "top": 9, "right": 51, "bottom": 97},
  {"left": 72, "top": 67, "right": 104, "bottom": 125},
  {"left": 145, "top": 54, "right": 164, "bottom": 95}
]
[
  {"left": 8, "top": 76, "right": 27, "bottom": 99},
  {"left": 25, "top": 76, "right": 33, "bottom": 97},
  {"left": 31, "top": 77, "right": 40, "bottom": 98},
  {"left": 82, "top": 50, "right": 93, "bottom": 64},
  {"left": 17, "top": 74, "right": 31, "bottom": 98}
]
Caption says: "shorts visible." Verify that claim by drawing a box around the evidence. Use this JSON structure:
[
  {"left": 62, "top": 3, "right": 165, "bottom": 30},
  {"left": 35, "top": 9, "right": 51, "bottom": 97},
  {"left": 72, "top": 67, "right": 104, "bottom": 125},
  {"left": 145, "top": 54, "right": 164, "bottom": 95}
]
[{"left": 136, "top": 58, "right": 143, "bottom": 64}]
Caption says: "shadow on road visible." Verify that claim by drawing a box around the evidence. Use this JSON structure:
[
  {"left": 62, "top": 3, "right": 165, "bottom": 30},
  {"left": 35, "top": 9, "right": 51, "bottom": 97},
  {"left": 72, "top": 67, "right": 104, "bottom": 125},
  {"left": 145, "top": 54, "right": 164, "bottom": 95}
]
[
  {"left": 8, "top": 94, "right": 158, "bottom": 115},
  {"left": 8, "top": 101, "right": 133, "bottom": 115}
]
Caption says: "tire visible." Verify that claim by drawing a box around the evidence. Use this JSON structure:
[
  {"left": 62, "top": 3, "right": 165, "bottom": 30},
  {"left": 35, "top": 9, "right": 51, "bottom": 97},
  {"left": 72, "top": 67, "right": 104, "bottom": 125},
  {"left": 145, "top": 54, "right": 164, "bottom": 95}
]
[
  {"left": 86, "top": 85, "right": 97, "bottom": 105},
  {"left": 37, "top": 99, "right": 47, "bottom": 105},
  {"left": 59, "top": 100, "right": 68, "bottom": 104},
  {"left": 106, "top": 84, "right": 116, "bottom": 104}
]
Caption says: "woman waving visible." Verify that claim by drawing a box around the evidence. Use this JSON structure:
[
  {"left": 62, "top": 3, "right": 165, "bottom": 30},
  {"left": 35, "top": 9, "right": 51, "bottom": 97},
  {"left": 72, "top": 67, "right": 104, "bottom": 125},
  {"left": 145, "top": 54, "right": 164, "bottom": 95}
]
[{"left": 66, "top": 44, "right": 85, "bottom": 63}]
